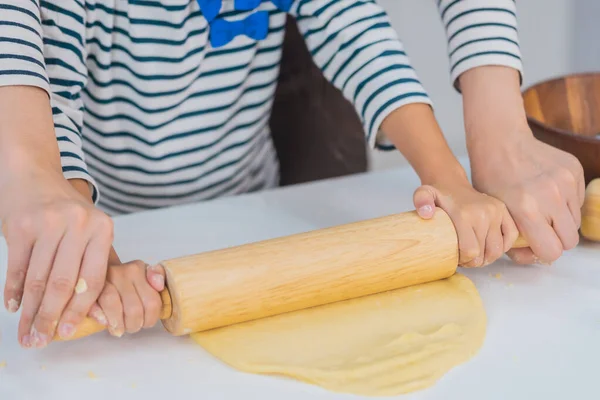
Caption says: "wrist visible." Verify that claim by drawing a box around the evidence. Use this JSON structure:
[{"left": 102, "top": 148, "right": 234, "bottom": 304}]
[
  {"left": 419, "top": 161, "right": 469, "bottom": 188},
  {"left": 68, "top": 178, "right": 94, "bottom": 203},
  {"left": 460, "top": 66, "right": 531, "bottom": 146},
  {"left": 0, "top": 152, "right": 62, "bottom": 192}
]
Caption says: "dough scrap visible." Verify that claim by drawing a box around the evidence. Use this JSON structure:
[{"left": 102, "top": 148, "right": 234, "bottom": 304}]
[
  {"left": 75, "top": 278, "right": 88, "bottom": 294},
  {"left": 192, "top": 274, "right": 486, "bottom": 396}
]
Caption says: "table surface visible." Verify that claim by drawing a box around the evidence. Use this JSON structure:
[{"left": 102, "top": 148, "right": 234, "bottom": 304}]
[{"left": 1, "top": 160, "right": 600, "bottom": 400}]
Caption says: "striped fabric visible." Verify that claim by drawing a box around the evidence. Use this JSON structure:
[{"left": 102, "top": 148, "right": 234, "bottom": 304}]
[{"left": 0, "top": 0, "right": 522, "bottom": 215}]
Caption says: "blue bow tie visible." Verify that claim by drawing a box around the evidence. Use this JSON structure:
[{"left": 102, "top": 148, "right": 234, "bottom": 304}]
[
  {"left": 197, "top": 0, "right": 293, "bottom": 22},
  {"left": 197, "top": 0, "right": 222, "bottom": 22},
  {"left": 235, "top": 0, "right": 293, "bottom": 11},
  {"left": 209, "top": 10, "right": 270, "bottom": 48}
]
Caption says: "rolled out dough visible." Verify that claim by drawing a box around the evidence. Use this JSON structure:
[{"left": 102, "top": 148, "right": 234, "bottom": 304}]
[{"left": 192, "top": 274, "right": 486, "bottom": 396}]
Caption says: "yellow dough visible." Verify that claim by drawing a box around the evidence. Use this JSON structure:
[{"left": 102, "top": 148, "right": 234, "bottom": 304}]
[{"left": 192, "top": 274, "right": 486, "bottom": 397}]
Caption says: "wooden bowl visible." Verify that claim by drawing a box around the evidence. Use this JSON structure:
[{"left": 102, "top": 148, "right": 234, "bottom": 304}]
[{"left": 523, "top": 72, "right": 600, "bottom": 185}]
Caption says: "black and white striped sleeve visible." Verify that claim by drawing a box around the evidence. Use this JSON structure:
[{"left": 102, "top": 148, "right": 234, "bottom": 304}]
[
  {"left": 437, "top": 0, "right": 523, "bottom": 88},
  {"left": 0, "top": 1, "right": 50, "bottom": 91},
  {"left": 0, "top": 1, "right": 98, "bottom": 202}
]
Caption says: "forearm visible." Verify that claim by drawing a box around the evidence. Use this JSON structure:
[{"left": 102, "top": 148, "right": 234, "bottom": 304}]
[
  {"left": 459, "top": 66, "right": 531, "bottom": 151},
  {"left": 380, "top": 103, "right": 468, "bottom": 186},
  {"left": 0, "top": 86, "right": 63, "bottom": 189},
  {"left": 70, "top": 178, "right": 120, "bottom": 264}
]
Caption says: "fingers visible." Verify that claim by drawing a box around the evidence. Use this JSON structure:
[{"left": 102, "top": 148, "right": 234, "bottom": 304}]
[
  {"left": 146, "top": 264, "right": 166, "bottom": 292},
  {"left": 455, "top": 222, "right": 479, "bottom": 267},
  {"left": 94, "top": 261, "right": 164, "bottom": 338},
  {"left": 506, "top": 247, "right": 538, "bottom": 265},
  {"left": 97, "top": 283, "right": 125, "bottom": 337},
  {"left": 135, "top": 268, "right": 163, "bottom": 329},
  {"left": 87, "top": 303, "right": 108, "bottom": 327},
  {"left": 461, "top": 221, "right": 488, "bottom": 268},
  {"left": 566, "top": 197, "right": 582, "bottom": 229},
  {"left": 551, "top": 205, "right": 580, "bottom": 251},
  {"left": 3, "top": 237, "right": 33, "bottom": 313},
  {"left": 413, "top": 185, "right": 437, "bottom": 219},
  {"left": 56, "top": 218, "right": 113, "bottom": 341},
  {"left": 30, "top": 230, "right": 86, "bottom": 345},
  {"left": 117, "top": 281, "right": 144, "bottom": 334},
  {"left": 18, "top": 231, "right": 64, "bottom": 348},
  {"left": 562, "top": 167, "right": 583, "bottom": 229},
  {"left": 501, "top": 208, "right": 519, "bottom": 253},
  {"left": 512, "top": 196, "right": 563, "bottom": 264},
  {"left": 548, "top": 157, "right": 583, "bottom": 250},
  {"left": 483, "top": 223, "right": 504, "bottom": 267}
]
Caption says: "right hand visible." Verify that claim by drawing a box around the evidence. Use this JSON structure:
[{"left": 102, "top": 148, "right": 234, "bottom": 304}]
[
  {"left": 413, "top": 178, "right": 519, "bottom": 268},
  {"left": 1, "top": 170, "right": 113, "bottom": 349}
]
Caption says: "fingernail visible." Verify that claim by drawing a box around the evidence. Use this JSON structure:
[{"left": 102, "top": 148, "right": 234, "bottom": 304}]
[
  {"left": 30, "top": 329, "right": 49, "bottom": 348},
  {"left": 58, "top": 323, "right": 76, "bottom": 339},
  {"left": 151, "top": 273, "right": 164, "bottom": 289},
  {"left": 533, "top": 256, "right": 552, "bottom": 266},
  {"left": 418, "top": 205, "right": 433, "bottom": 215},
  {"left": 22, "top": 335, "right": 32, "bottom": 348},
  {"left": 7, "top": 298, "right": 19, "bottom": 313},
  {"left": 92, "top": 309, "right": 108, "bottom": 326},
  {"left": 108, "top": 323, "right": 123, "bottom": 338}
]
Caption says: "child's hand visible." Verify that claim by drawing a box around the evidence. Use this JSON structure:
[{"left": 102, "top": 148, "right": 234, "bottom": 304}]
[
  {"left": 87, "top": 261, "right": 166, "bottom": 337},
  {"left": 413, "top": 181, "right": 519, "bottom": 267}
]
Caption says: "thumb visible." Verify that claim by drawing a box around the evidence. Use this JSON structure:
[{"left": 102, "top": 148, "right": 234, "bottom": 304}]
[
  {"left": 146, "top": 264, "right": 166, "bottom": 292},
  {"left": 413, "top": 185, "right": 437, "bottom": 219}
]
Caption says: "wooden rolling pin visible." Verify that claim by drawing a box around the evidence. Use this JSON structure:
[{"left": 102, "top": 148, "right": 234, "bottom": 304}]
[
  {"left": 56, "top": 208, "right": 528, "bottom": 341},
  {"left": 581, "top": 178, "right": 600, "bottom": 242}
]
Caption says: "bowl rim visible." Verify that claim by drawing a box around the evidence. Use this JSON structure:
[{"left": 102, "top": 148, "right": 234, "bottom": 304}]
[{"left": 522, "top": 71, "right": 600, "bottom": 144}]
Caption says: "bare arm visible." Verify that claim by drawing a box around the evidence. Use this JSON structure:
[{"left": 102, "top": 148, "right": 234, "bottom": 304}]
[
  {"left": 0, "top": 86, "right": 62, "bottom": 190},
  {"left": 459, "top": 66, "right": 584, "bottom": 265},
  {"left": 0, "top": 86, "right": 114, "bottom": 348}
]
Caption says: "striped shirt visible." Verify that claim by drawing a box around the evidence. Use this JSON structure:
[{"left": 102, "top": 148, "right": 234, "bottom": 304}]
[{"left": 0, "top": 0, "right": 523, "bottom": 215}]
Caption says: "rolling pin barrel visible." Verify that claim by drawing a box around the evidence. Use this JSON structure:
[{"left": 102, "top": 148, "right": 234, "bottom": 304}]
[{"left": 161, "top": 209, "right": 458, "bottom": 335}]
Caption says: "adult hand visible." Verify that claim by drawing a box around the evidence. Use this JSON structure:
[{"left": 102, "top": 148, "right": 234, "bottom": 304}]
[
  {"left": 469, "top": 133, "right": 584, "bottom": 264},
  {"left": 460, "top": 66, "right": 585, "bottom": 265},
  {"left": 1, "top": 171, "right": 113, "bottom": 348}
]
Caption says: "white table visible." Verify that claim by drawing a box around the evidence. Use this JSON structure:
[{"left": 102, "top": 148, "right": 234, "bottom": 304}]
[{"left": 1, "top": 161, "right": 600, "bottom": 400}]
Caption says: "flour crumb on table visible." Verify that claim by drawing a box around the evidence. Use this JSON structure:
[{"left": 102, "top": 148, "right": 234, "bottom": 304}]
[
  {"left": 494, "top": 273, "right": 502, "bottom": 279},
  {"left": 0, "top": 360, "right": 6, "bottom": 369},
  {"left": 131, "top": 383, "right": 137, "bottom": 389},
  {"left": 88, "top": 371, "right": 97, "bottom": 379},
  {"left": 40, "top": 365, "right": 46, "bottom": 370}
]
